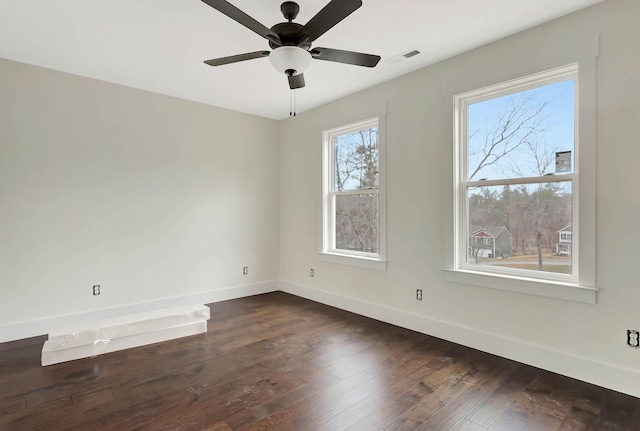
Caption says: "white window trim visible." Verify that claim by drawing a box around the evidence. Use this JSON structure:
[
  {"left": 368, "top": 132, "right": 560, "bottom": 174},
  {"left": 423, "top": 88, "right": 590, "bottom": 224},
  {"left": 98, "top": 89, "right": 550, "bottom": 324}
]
[
  {"left": 320, "top": 112, "right": 387, "bottom": 271},
  {"left": 443, "top": 36, "right": 598, "bottom": 304}
]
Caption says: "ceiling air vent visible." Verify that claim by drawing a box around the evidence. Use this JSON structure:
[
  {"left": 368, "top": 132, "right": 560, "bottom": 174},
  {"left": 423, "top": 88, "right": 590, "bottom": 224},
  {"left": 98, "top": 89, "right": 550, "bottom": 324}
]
[
  {"left": 387, "top": 48, "right": 422, "bottom": 65},
  {"left": 403, "top": 49, "right": 420, "bottom": 59}
]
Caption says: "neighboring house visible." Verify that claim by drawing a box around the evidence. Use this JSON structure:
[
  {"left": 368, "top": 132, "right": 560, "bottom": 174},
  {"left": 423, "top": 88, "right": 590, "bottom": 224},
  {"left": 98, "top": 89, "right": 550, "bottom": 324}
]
[
  {"left": 469, "top": 226, "right": 513, "bottom": 258},
  {"left": 556, "top": 225, "right": 572, "bottom": 255}
]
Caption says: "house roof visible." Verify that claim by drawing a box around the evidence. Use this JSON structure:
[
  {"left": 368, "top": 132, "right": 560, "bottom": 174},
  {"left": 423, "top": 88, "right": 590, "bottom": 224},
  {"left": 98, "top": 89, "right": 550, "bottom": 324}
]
[
  {"left": 558, "top": 225, "right": 572, "bottom": 233},
  {"left": 470, "top": 226, "right": 511, "bottom": 238}
]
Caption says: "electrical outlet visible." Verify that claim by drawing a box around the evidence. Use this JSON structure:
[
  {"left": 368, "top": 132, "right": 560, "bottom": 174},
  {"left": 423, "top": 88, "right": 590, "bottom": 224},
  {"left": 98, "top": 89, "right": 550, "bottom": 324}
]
[
  {"left": 310, "top": 268, "right": 314, "bottom": 277},
  {"left": 93, "top": 285, "right": 100, "bottom": 296},
  {"left": 416, "top": 289, "right": 423, "bottom": 301},
  {"left": 242, "top": 266, "right": 248, "bottom": 275},
  {"left": 628, "top": 329, "right": 639, "bottom": 348}
]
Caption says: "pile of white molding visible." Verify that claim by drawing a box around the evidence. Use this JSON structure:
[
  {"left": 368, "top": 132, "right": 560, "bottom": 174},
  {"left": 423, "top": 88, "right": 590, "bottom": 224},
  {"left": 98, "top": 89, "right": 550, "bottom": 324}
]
[{"left": 41, "top": 304, "right": 210, "bottom": 366}]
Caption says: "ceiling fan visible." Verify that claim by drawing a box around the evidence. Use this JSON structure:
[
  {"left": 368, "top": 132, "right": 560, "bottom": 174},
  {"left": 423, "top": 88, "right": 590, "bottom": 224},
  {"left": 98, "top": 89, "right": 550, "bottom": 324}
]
[{"left": 201, "top": 0, "right": 381, "bottom": 91}]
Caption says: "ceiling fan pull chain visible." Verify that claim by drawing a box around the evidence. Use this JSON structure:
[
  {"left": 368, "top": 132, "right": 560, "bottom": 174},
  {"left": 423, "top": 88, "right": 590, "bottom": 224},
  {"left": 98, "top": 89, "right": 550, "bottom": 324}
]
[{"left": 290, "top": 89, "right": 297, "bottom": 117}]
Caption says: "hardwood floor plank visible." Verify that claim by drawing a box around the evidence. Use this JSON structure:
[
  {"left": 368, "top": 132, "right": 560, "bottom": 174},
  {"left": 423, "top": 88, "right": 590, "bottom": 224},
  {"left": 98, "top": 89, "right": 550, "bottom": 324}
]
[
  {"left": 451, "top": 419, "right": 487, "bottom": 431},
  {"left": 0, "top": 292, "right": 638, "bottom": 431},
  {"left": 384, "top": 364, "right": 476, "bottom": 429},
  {"left": 487, "top": 413, "right": 527, "bottom": 430},
  {"left": 414, "top": 352, "right": 519, "bottom": 430},
  {"left": 464, "top": 363, "right": 538, "bottom": 426},
  {"left": 559, "top": 405, "right": 600, "bottom": 430},
  {"left": 224, "top": 372, "right": 343, "bottom": 430},
  {"left": 630, "top": 400, "right": 640, "bottom": 431},
  {"left": 594, "top": 391, "right": 637, "bottom": 430},
  {"left": 309, "top": 346, "right": 454, "bottom": 431},
  {"left": 199, "top": 422, "right": 234, "bottom": 431},
  {"left": 240, "top": 371, "right": 377, "bottom": 430},
  {"left": 344, "top": 362, "right": 448, "bottom": 431}
]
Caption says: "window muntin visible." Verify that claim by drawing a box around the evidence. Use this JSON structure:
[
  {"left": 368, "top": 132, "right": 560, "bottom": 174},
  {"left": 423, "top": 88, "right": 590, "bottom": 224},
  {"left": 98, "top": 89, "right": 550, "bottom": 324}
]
[
  {"left": 456, "top": 65, "right": 578, "bottom": 283},
  {"left": 323, "top": 118, "right": 382, "bottom": 261}
]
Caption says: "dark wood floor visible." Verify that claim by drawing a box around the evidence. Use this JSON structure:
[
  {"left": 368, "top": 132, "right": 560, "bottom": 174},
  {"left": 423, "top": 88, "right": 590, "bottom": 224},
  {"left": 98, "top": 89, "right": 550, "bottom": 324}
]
[{"left": 1, "top": 292, "right": 639, "bottom": 430}]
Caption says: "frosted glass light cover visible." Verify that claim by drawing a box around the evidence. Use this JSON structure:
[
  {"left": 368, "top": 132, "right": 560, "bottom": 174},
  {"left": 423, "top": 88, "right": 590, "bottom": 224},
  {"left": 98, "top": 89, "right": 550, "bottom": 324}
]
[{"left": 269, "top": 46, "right": 312, "bottom": 74}]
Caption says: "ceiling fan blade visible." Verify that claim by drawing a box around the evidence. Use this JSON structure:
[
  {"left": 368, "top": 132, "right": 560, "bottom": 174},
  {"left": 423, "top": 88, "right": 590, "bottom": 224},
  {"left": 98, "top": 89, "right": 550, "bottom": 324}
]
[
  {"left": 310, "top": 47, "right": 380, "bottom": 67},
  {"left": 288, "top": 73, "right": 306, "bottom": 89},
  {"left": 204, "top": 50, "right": 270, "bottom": 66},
  {"left": 201, "top": 0, "right": 281, "bottom": 45},
  {"left": 302, "top": 0, "right": 362, "bottom": 42}
]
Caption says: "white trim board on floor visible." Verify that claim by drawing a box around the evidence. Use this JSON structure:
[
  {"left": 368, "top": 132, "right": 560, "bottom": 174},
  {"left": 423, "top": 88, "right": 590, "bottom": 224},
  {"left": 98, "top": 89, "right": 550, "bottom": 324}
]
[{"left": 279, "top": 280, "right": 640, "bottom": 399}]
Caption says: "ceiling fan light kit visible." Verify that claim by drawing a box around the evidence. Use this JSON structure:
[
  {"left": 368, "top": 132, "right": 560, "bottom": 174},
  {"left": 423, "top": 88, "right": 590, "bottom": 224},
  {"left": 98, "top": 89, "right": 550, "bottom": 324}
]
[
  {"left": 201, "top": 0, "right": 381, "bottom": 116},
  {"left": 269, "top": 46, "right": 312, "bottom": 76}
]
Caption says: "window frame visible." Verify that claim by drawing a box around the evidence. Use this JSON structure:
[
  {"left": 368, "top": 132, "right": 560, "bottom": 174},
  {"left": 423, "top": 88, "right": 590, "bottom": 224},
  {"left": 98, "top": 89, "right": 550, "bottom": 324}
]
[
  {"left": 443, "top": 37, "right": 598, "bottom": 304},
  {"left": 320, "top": 116, "right": 387, "bottom": 271},
  {"left": 456, "top": 64, "right": 579, "bottom": 285}
]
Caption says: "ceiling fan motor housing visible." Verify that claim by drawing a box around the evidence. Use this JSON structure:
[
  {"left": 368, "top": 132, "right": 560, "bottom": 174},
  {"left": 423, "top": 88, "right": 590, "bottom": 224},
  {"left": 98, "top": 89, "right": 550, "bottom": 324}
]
[{"left": 269, "top": 22, "right": 310, "bottom": 50}]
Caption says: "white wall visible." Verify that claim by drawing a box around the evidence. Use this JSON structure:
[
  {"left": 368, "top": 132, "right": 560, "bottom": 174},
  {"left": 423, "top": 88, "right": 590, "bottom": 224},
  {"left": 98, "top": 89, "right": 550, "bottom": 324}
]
[
  {"left": 279, "top": 0, "right": 640, "bottom": 396},
  {"left": 0, "top": 59, "right": 280, "bottom": 336}
]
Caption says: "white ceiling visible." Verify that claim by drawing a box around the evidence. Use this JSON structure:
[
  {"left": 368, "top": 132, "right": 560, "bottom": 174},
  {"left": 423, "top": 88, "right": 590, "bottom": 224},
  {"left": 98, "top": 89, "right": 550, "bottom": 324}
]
[{"left": 0, "top": 0, "right": 603, "bottom": 120}]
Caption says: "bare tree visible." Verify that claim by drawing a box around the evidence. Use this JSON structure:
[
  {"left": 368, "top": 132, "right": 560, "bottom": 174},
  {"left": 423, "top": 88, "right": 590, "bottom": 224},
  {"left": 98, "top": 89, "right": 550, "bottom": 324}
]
[
  {"left": 509, "top": 136, "right": 561, "bottom": 269},
  {"left": 468, "top": 94, "right": 551, "bottom": 180},
  {"left": 334, "top": 127, "right": 379, "bottom": 253},
  {"left": 507, "top": 137, "right": 558, "bottom": 178}
]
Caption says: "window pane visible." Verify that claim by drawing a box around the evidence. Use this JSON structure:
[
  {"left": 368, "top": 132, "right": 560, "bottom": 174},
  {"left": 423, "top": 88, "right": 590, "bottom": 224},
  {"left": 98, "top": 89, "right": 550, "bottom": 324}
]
[
  {"left": 334, "top": 127, "right": 379, "bottom": 191},
  {"left": 466, "top": 182, "right": 572, "bottom": 274},
  {"left": 467, "top": 80, "right": 575, "bottom": 181},
  {"left": 335, "top": 193, "right": 379, "bottom": 253}
]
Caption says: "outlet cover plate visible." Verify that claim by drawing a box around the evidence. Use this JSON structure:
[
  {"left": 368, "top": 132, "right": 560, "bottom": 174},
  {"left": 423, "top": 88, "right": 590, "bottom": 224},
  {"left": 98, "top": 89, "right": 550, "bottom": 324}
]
[{"left": 627, "top": 329, "right": 639, "bottom": 348}]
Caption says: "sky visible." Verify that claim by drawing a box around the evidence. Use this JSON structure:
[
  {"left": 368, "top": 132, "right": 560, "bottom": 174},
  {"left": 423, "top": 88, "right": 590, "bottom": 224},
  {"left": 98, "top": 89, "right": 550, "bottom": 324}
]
[
  {"left": 467, "top": 79, "right": 575, "bottom": 181},
  {"left": 334, "top": 126, "right": 379, "bottom": 191}
]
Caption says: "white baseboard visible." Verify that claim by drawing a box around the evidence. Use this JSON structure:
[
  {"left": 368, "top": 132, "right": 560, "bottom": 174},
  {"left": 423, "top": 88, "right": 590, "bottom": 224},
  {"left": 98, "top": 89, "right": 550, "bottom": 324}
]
[
  {"left": 279, "top": 280, "right": 640, "bottom": 399},
  {"left": 0, "top": 281, "right": 278, "bottom": 343}
]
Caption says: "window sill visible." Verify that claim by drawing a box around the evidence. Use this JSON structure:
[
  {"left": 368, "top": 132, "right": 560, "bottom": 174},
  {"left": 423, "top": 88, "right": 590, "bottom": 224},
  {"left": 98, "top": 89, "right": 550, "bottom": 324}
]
[
  {"left": 443, "top": 268, "right": 597, "bottom": 304},
  {"left": 319, "top": 252, "right": 387, "bottom": 271}
]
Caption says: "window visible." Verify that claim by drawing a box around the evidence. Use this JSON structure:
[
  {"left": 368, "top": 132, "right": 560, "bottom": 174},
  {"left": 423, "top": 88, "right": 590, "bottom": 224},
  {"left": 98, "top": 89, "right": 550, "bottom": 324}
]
[
  {"left": 321, "top": 117, "right": 386, "bottom": 269},
  {"left": 457, "top": 65, "right": 576, "bottom": 281},
  {"left": 448, "top": 60, "right": 597, "bottom": 303}
]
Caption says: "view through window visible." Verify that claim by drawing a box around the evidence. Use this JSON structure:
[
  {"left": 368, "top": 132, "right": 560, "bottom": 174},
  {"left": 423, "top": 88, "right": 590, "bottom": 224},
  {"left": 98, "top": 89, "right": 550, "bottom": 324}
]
[
  {"left": 458, "top": 67, "right": 577, "bottom": 280},
  {"left": 324, "top": 118, "right": 380, "bottom": 258}
]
